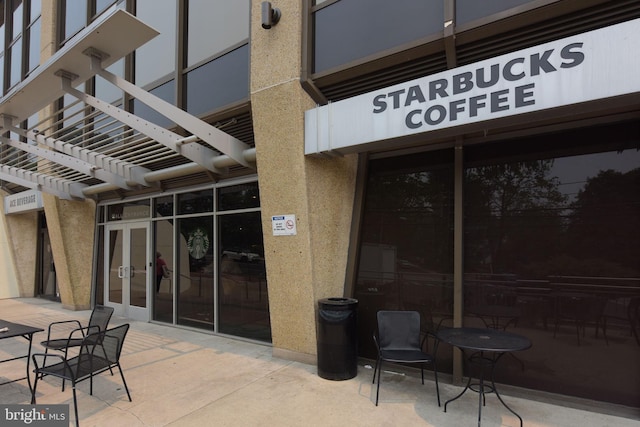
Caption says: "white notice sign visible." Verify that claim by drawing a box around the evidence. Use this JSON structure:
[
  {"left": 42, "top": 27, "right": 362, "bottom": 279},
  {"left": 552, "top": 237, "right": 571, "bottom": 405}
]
[{"left": 272, "top": 214, "right": 297, "bottom": 236}]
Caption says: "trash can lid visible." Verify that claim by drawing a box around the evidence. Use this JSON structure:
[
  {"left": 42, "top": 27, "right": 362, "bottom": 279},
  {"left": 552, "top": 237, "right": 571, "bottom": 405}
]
[{"left": 318, "top": 297, "right": 358, "bottom": 309}]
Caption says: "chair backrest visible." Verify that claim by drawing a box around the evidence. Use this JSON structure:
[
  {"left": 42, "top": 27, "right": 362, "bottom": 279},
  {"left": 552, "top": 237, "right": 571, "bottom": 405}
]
[
  {"left": 377, "top": 311, "right": 421, "bottom": 350},
  {"left": 88, "top": 305, "right": 114, "bottom": 332},
  {"left": 81, "top": 323, "right": 129, "bottom": 364}
]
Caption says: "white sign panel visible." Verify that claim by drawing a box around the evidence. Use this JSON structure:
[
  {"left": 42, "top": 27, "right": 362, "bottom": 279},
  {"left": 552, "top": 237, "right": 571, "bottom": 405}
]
[
  {"left": 272, "top": 214, "right": 297, "bottom": 236},
  {"left": 305, "top": 18, "right": 640, "bottom": 155},
  {"left": 4, "top": 190, "right": 44, "bottom": 214}
]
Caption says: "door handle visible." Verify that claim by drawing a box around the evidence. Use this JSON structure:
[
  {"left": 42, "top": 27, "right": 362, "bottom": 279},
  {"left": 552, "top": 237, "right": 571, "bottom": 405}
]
[
  {"left": 130, "top": 266, "right": 135, "bottom": 278},
  {"left": 118, "top": 266, "right": 125, "bottom": 278}
]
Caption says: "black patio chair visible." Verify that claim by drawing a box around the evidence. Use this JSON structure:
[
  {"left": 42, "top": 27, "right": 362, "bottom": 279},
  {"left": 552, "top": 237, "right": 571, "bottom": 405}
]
[
  {"left": 41, "top": 305, "right": 114, "bottom": 353},
  {"left": 31, "top": 324, "right": 132, "bottom": 427},
  {"left": 40, "top": 305, "right": 114, "bottom": 389},
  {"left": 372, "top": 310, "right": 440, "bottom": 406}
]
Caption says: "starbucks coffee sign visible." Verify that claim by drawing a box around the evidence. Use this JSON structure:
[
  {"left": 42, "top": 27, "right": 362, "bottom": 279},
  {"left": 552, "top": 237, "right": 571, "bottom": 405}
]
[{"left": 305, "top": 18, "right": 640, "bottom": 155}]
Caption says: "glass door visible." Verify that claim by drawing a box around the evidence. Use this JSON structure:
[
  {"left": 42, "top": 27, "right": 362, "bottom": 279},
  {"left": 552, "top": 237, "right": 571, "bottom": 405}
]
[{"left": 105, "top": 223, "right": 150, "bottom": 321}]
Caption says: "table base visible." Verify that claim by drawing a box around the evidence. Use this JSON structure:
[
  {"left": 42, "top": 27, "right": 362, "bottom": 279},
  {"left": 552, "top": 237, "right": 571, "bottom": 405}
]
[{"left": 444, "top": 351, "right": 523, "bottom": 427}]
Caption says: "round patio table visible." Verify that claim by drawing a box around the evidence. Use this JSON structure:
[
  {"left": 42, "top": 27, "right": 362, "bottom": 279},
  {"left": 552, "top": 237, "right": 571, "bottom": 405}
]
[{"left": 436, "top": 327, "right": 531, "bottom": 427}]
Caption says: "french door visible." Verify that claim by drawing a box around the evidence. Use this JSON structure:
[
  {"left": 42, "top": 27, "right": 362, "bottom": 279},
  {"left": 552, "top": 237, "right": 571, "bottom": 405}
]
[{"left": 105, "top": 223, "right": 150, "bottom": 321}]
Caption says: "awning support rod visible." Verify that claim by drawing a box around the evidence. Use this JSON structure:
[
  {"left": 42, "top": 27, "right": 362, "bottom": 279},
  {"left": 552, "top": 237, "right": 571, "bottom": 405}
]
[{"left": 88, "top": 54, "right": 253, "bottom": 168}]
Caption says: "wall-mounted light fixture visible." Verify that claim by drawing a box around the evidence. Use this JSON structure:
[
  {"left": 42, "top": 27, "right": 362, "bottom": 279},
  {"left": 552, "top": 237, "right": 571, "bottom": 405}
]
[{"left": 261, "top": 2, "right": 281, "bottom": 29}]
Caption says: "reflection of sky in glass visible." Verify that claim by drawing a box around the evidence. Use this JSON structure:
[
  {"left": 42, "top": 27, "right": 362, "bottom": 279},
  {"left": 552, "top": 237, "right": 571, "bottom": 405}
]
[{"left": 550, "top": 149, "right": 640, "bottom": 202}]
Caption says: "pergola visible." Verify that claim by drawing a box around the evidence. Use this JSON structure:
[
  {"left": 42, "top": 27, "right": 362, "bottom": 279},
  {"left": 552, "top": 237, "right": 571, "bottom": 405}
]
[{"left": 0, "top": 8, "right": 255, "bottom": 201}]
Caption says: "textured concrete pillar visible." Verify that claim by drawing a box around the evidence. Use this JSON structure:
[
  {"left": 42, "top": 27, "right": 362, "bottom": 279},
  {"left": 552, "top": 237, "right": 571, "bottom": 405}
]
[
  {"left": 34, "top": 2, "right": 96, "bottom": 310},
  {"left": 43, "top": 195, "right": 96, "bottom": 310},
  {"left": 250, "top": 0, "right": 358, "bottom": 362},
  {"left": 0, "top": 190, "right": 35, "bottom": 297}
]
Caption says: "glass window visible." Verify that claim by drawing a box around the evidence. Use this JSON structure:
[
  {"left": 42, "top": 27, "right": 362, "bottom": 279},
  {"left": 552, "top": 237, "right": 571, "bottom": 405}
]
[
  {"left": 186, "top": 44, "right": 249, "bottom": 115},
  {"left": 132, "top": 79, "right": 175, "bottom": 128},
  {"left": 135, "top": 0, "right": 176, "bottom": 88},
  {"left": 95, "top": 0, "right": 115, "bottom": 17},
  {"left": 107, "top": 199, "right": 151, "bottom": 221},
  {"left": 463, "top": 123, "right": 640, "bottom": 406},
  {"left": 0, "top": 1, "right": 4, "bottom": 94},
  {"left": 95, "top": 59, "right": 124, "bottom": 104},
  {"left": 456, "top": 0, "right": 534, "bottom": 26},
  {"left": 64, "top": 0, "right": 87, "bottom": 41},
  {"left": 8, "top": 36, "right": 22, "bottom": 86},
  {"left": 177, "top": 216, "right": 214, "bottom": 329},
  {"left": 12, "top": 0, "right": 22, "bottom": 39},
  {"left": 313, "top": 0, "right": 443, "bottom": 73},
  {"left": 219, "top": 212, "right": 270, "bottom": 341},
  {"left": 153, "top": 194, "right": 174, "bottom": 218},
  {"left": 355, "top": 149, "right": 455, "bottom": 360},
  {"left": 154, "top": 220, "right": 174, "bottom": 323},
  {"left": 218, "top": 182, "right": 259, "bottom": 211},
  {"left": 60, "top": 1, "right": 116, "bottom": 46},
  {"left": 187, "top": 0, "right": 249, "bottom": 67},
  {"left": 0, "top": 2, "right": 5, "bottom": 51},
  {"left": 27, "top": 16, "right": 39, "bottom": 73},
  {"left": 30, "top": 0, "right": 40, "bottom": 21},
  {"left": 177, "top": 189, "right": 213, "bottom": 215}
]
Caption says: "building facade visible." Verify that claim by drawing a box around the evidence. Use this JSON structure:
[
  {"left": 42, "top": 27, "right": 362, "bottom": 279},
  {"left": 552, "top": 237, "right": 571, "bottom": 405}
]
[{"left": 0, "top": 0, "right": 638, "bottom": 411}]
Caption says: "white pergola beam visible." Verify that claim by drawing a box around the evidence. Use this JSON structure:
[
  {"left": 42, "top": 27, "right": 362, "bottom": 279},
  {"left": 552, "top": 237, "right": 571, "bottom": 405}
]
[
  {"left": 61, "top": 77, "right": 227, "bottom": 176},
  {"left": 0, "top": 165, "right": 86, "bottom": 199},
  {"left": 92, "top": 57, "right": 252, "bottom": 168},
  {"left": 0, "top": 135, "right": 132, "bottom": 190}
]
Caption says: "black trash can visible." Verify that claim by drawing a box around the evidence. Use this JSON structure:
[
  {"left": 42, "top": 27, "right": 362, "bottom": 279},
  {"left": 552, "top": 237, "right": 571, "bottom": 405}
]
[{"left": 316, "top": 297, "right": 358, "bottom": 380}]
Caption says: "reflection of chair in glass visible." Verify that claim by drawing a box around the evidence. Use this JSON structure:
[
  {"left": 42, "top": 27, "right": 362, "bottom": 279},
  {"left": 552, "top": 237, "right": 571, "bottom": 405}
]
[
  {"left": 372, "top": 311, "right": 440, "bottom": 406},
  {"left": 553, "top": 293, "right": 607, "bottom": 346},
  {"left": 601, "top": 296, "right": 640, "bottom": 346},
  {"left": 31, "top": 324, "right": 132, "bottom": 427}
]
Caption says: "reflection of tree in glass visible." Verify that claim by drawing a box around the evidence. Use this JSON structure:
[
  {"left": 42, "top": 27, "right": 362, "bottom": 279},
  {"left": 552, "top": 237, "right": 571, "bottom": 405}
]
[
  {"left": 565, "top": 168, "right": 640, "bottom": 276},
  {"left": 363, "top": 167, "right": 454, "bottom": 271},
  {"left": 464, "top": 160, "right": 567, "bottom": 275}
]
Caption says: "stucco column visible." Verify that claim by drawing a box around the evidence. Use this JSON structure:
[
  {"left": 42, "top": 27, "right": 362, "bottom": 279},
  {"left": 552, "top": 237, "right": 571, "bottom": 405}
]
[
  {"left": 250, "top": 1, "right": 358, "bottom": 362},
  {"left": 43, "top": 196, "right": 96, "bottom": 310},
  {"left": 34, "top": 2, "right": 96, "bottom": 310},
  {"left": 0, "top": 190, "right": 37, "bottom": 297}
]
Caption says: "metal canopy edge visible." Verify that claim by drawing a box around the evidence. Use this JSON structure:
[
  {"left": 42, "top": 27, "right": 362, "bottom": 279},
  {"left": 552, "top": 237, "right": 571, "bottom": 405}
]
[{"left": 0, "top": 8, "right": 159, "bottom": 123}]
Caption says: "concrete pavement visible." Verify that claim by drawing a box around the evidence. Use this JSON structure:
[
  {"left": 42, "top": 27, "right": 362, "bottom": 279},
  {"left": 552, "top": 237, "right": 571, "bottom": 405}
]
[{"left": 0, "top": 298, "right": 638, "bottom": 427}]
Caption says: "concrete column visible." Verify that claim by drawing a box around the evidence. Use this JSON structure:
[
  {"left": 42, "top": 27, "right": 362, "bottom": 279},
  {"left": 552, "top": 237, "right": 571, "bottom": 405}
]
[
  {"left": 36, "top": 2, "right": 96, "bottom": 310},
  {"left": 250, "top": 1, "right": 358, "bottom": 362},
  {"left": 43, "top": 196, "right": 96, "bottom": 310},
  {"left": 0, "top": 190, "right": 35, "bottom": 298}
]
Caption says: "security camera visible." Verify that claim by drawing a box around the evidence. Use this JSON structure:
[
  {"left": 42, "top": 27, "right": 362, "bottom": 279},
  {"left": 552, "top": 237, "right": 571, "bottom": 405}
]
[{"left": 261, "top": 2, "right": 281, "bottom": 29}]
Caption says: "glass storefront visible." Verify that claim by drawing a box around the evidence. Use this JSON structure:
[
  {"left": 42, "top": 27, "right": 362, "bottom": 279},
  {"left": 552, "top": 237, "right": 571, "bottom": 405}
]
[
  {"left": 355, "top": 121, "right": 640, "bottom": 406},
  {"left": 94, "top": 180, "right": 271, "bottom": 343},
  {"left": 355, "top": 149, "right": 455, "bottom": 360},
  {"left": 218, "top": 183, "right": 269, "bottom": 341}
]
